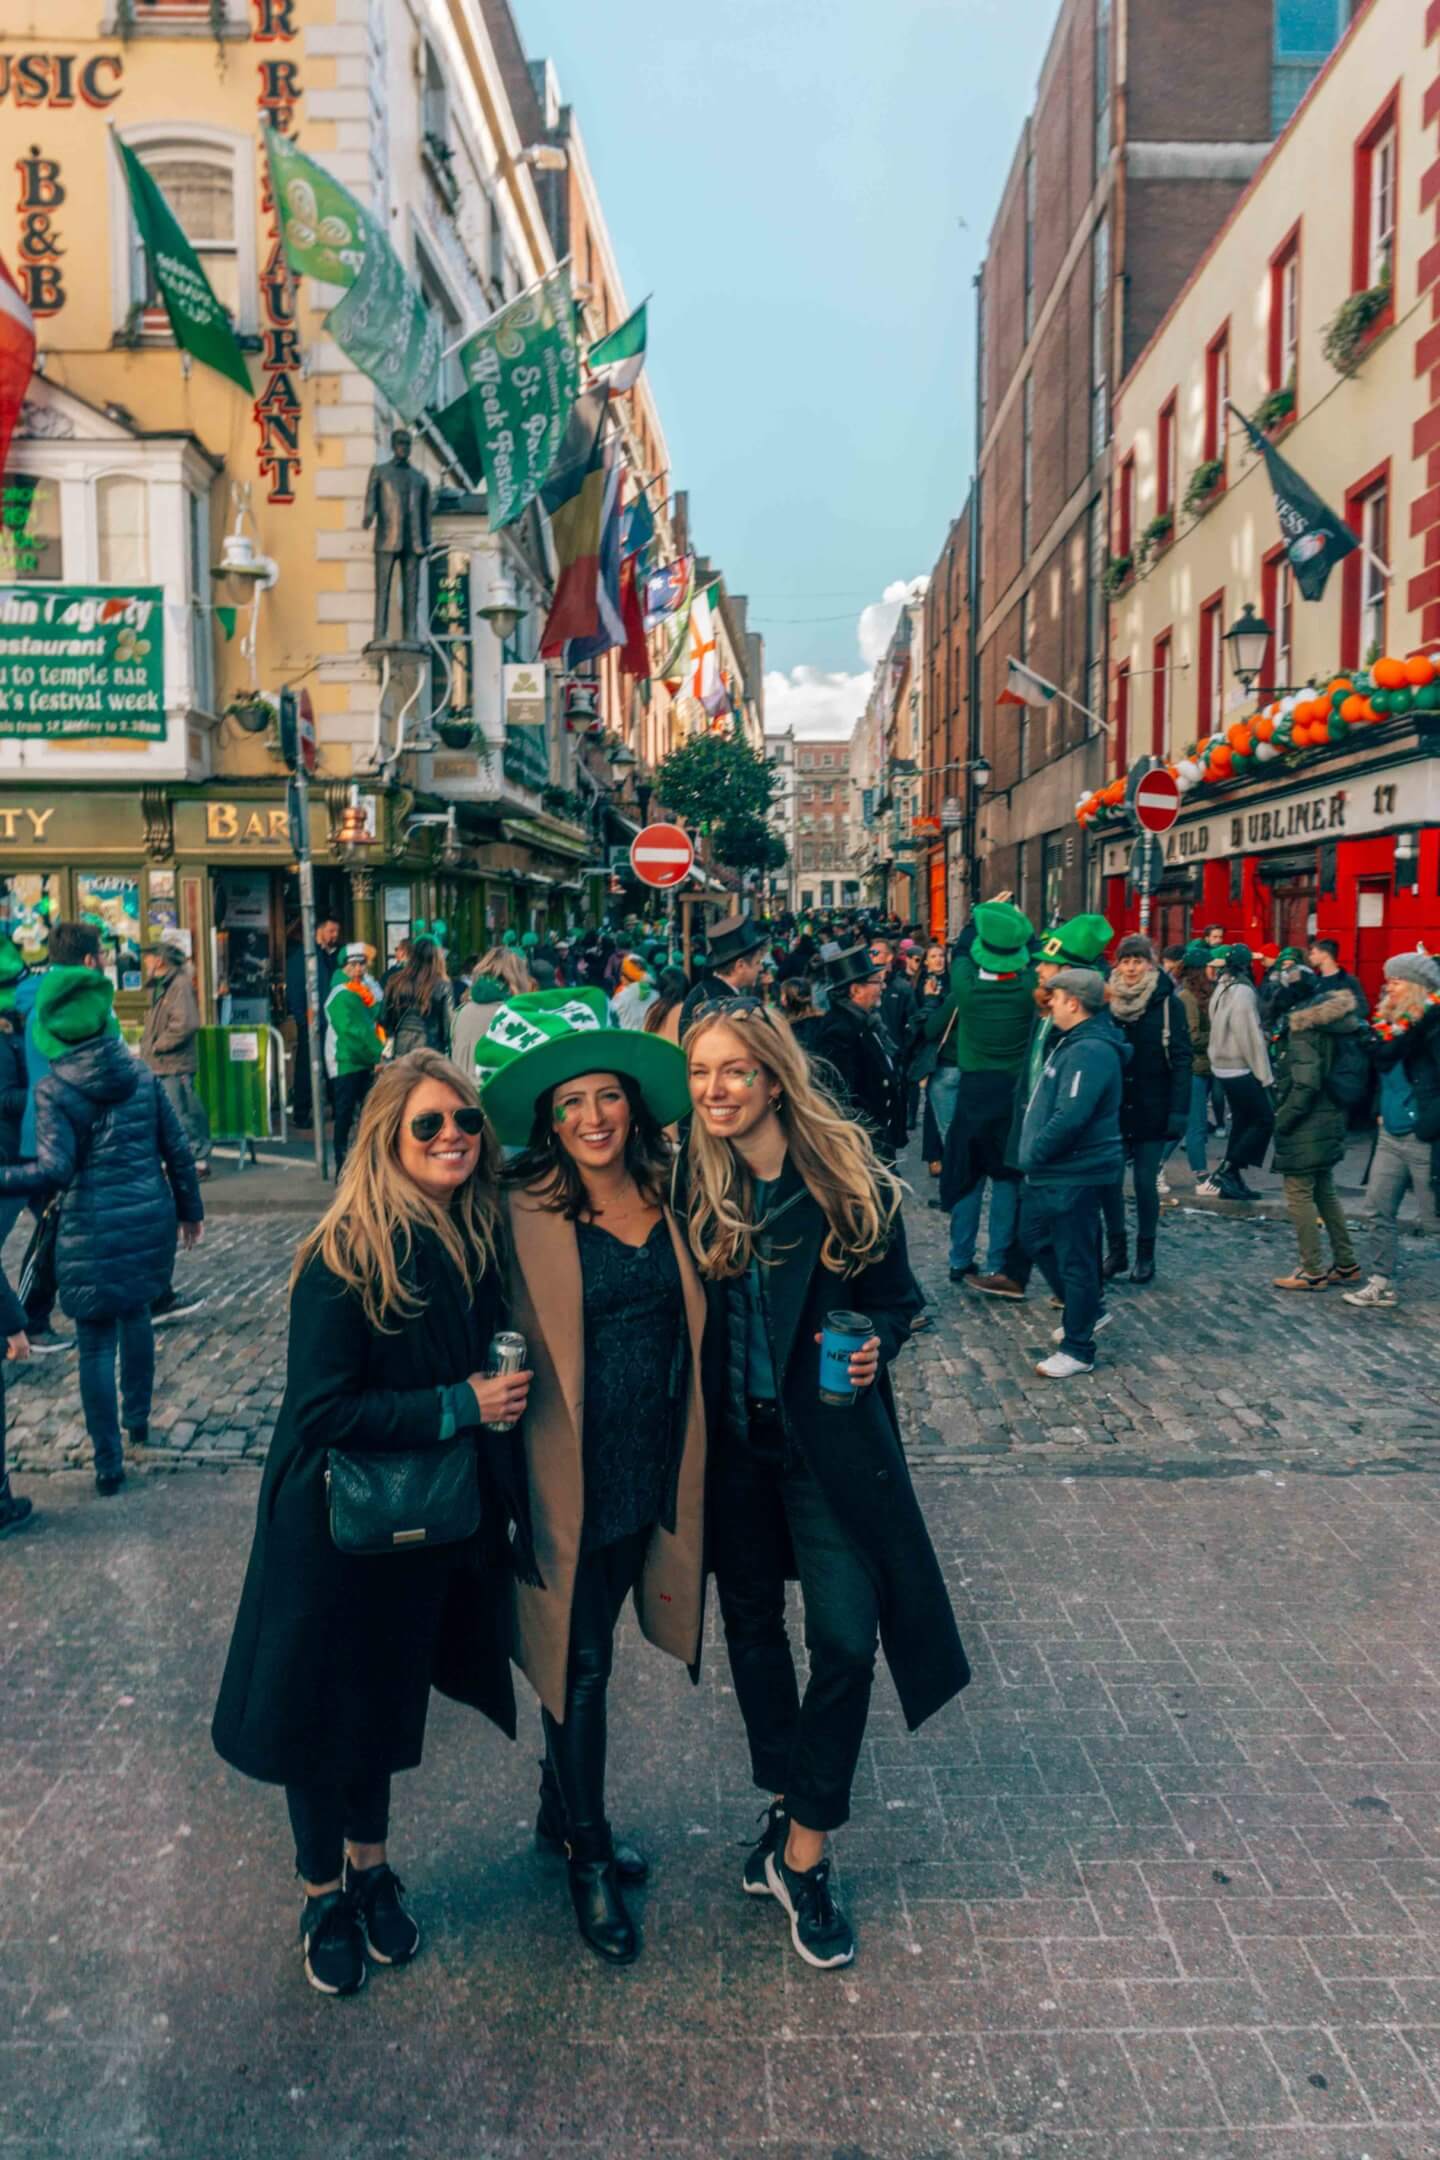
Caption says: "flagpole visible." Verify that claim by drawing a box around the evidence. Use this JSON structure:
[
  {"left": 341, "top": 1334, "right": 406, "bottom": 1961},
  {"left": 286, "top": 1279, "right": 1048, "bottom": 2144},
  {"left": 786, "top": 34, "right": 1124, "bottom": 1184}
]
[{"left": 439, "top": 254, "right": 574, "bottom": 363}]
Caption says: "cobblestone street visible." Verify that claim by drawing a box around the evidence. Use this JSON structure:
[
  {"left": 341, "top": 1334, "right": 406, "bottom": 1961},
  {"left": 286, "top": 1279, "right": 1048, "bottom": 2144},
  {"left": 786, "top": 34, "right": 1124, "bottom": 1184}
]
[{"left": 6, "top": 1172, "right": 1440, "bottom": 2155}]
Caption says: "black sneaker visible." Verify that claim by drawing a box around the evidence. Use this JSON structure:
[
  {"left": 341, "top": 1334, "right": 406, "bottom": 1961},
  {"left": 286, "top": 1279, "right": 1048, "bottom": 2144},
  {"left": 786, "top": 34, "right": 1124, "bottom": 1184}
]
[
  {"left": 151, "top": 1291, "right": 208, "bottom": 1328},
  {"left": 0, "top": 1484, "right": 34, "bottom": 1537},
  {"left": 27, "top": 1327, "right": 73, "bottom": 1358},
  {"left": 299, "top": 1888, "right": 366, "bottom": 1995},
  {"left": 741, "top": 1798, "right": 788, "bottom": 1897},
  {"left": 345, "top": 1861, "right": 420, "bottom": 1966},
  {"left": 764, "top": 1849, "right": 855, "bottom": 1969},
  {"left": 126, "top": 1426, "right": 148, "bottom": 1451},
  {"left": 95, "top": 1470, "right": 126, "bottom": 1498}
]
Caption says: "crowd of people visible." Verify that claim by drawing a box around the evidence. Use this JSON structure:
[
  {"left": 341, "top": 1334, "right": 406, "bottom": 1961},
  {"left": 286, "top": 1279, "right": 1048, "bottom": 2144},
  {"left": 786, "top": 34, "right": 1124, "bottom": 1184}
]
[{"left": 0, "top": 892, "right": 1434, "bottom": 1993}]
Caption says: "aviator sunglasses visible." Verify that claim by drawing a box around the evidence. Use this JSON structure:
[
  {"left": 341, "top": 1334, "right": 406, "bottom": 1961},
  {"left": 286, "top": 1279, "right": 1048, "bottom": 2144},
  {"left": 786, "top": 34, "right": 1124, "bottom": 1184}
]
[{"left": 408, "top": 1106, "right": 487, "bottom": 1142}]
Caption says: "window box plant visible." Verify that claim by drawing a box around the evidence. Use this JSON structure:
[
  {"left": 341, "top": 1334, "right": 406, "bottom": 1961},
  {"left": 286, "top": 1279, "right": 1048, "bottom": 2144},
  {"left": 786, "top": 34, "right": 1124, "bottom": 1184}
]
[
  {"left": 1137, "top": 510, "right": 1173, "bottom": 564},
  {"left": 1322, "top": 263, "right": 1392, "bottom": 377},
  {"left": 1183, "top": 458, "right": 1225, "bottom": 519},
  {"left": 1102, "top": 552, "right": 1134, "bottom": 597},
  {"left": 1253, "top": 382, "right": 1296, "bottom": 434}
]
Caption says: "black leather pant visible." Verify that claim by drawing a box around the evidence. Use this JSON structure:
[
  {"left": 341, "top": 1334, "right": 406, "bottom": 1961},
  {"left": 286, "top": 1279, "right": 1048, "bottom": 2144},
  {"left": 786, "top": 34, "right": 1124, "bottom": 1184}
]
[{"left": 541, "top": 1528, "right": 648, "bottom": 1849}]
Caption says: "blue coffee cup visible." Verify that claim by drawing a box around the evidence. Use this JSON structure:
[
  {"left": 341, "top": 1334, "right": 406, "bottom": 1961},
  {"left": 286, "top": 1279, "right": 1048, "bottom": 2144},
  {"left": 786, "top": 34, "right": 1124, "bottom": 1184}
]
[{"left": 819, "top": 1309, "right": 872, "bottom": 1406}]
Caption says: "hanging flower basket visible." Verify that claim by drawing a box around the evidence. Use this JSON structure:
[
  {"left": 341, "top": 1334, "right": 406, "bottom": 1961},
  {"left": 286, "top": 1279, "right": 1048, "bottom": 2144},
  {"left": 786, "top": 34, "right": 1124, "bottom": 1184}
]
[
  {"left": 1322, "top": 268, "right": 1392, "bottom": 377},
  {"left": 1182, "top": 459, "right": 1225, "bottom": 520},
  {"left": 435, "top": 718, "right": 475, "bottom": 749},
  {"left": 1253, "top": 383, "right": 1295, "bottom": 435}
]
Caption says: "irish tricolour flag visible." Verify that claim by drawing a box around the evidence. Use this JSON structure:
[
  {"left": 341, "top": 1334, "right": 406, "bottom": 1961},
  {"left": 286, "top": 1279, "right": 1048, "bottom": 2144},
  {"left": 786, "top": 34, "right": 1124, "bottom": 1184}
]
[
  {"left": 999, "top": 657, "right": 1060, "bottom": 709},
  {"left": 587, "top": 301, "right": 647, "bottom": 394},
  {"left": 0, "top": 251, "right": 36, "bottom": 481}
]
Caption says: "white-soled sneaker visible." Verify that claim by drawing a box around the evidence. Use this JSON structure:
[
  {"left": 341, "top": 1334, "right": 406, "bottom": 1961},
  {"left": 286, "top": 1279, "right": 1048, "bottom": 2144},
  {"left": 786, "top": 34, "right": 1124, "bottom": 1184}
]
[
  {"left": 1341, "top": 1275, "right": 1398, "bottom": 1308},
  {"left": 1035, "top": 1350, "right": 1094, "bottom": 1379},
  {"left": 1051, "top": 1311, "right": 1112, "bottom": 1346}
]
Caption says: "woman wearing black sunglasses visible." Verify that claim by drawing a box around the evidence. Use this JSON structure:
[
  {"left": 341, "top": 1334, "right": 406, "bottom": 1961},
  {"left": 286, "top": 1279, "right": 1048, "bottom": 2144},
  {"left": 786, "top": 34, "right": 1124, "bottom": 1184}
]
[
  {"left": 213, "top": 1050, "right": 536, "bottom": 1998},
  {"left": 474, "top": 987, "right": 704, "bottom": 1967}
]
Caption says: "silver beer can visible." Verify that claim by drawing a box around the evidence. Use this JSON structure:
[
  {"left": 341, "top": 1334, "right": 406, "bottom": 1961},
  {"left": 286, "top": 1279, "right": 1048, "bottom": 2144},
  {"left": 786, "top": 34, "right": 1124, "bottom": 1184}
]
[{"left": 485, "top": 1331, "right": 528, "bottom": 1431}]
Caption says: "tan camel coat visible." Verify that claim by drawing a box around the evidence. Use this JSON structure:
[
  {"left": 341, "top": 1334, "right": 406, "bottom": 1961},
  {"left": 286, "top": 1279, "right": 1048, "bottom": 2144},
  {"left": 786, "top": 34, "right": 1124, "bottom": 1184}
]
[{"left": 504, "top": 1188, "right": 708, "bottom": 1721}]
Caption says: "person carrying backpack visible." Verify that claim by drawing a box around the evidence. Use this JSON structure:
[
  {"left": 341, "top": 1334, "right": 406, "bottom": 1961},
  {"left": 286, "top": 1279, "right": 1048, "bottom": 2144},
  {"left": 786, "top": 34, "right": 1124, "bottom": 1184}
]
[
  {"left": 381, "top": 937, "right": 452, "bottom": 1059},
  {"left": 1266, "top": 963, "right": 1365, "bottom": 1292}
]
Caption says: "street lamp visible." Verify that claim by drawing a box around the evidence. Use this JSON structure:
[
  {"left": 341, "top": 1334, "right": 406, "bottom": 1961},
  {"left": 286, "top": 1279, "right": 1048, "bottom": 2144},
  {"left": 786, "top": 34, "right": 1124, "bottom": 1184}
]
[
  {"left": 970, "top": 755, "right": 992, "bottom": 793},
  {"left": 1223, "top": 603, "right": 1272, "bottom": 693},
  {"left": 476, "top": 570, "right": 524, "bottom": 643}
]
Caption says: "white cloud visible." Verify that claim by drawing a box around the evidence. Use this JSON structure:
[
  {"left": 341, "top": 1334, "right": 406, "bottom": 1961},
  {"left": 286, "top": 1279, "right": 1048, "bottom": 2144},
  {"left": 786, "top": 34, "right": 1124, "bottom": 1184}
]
[
  {"left": 765, "top": 575, "right": 928, "bottom": 741},
  {"left": 763, "top": 664, "right": 872, "bottom": 740}
]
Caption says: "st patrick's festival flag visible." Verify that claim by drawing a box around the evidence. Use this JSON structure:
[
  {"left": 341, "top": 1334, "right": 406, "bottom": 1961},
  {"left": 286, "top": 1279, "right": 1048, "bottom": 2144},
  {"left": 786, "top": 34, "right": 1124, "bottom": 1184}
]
[
  {"left": 998, "top": 657, "right": 1060, "bottom": 709},
  {"left": 0, "top": 251, "right": 36, "bottom": 480},
  {"left": 263, "top": 126, "right": 440, "bottom": 423},
  {"left": 538, "top": 389, "right": 611, "bottom": 658},
  {"left": 1231, "top": 405, "right": 1358, "bottom": 602},
  {"left": 586, "top": 300, "right": 647, "bottom": 394},
  {"left": 458, "top": 267, "right": 581, "bottom": 529},
  {"left": 115, "top": 137, "right": 251, "bottom": 393}
]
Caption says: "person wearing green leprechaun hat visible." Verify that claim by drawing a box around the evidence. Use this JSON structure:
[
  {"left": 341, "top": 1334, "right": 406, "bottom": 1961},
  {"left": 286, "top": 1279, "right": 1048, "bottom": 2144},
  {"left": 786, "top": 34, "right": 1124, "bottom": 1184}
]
[
  {"left": 0, "top": 962, "right": 204, "bottom": 1495},
  {"left": 325, "top": 944, "right": 387, "bottom": 1172},
  {"left": 968, "top": 911, "right": 1113, "bottom": 1303},
  {"left": 475, "top": 987, "right": 705, "bottom": 1969}
]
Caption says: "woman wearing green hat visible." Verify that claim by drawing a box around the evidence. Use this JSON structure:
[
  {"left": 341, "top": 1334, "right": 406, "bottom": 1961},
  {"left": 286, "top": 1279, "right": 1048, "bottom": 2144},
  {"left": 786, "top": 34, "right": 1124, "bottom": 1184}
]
[{"left": 476, "top": 988, "right": 705, "bottom": 1968}]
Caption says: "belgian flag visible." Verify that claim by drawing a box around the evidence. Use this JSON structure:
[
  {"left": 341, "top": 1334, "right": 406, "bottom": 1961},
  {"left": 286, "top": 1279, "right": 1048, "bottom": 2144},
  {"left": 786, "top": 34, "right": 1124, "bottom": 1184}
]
[{"left": 539, "top": 389, "right": 610, "bottom": 658}]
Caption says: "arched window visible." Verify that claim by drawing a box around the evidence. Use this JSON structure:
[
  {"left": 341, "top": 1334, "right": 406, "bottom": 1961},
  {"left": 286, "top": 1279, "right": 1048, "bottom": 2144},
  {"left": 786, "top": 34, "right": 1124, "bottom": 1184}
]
[
  {"left": 97, "top": 476, "right": 148, "bottom": 584},
  {"left": 114, "top": 129, "right": 255, "bottom": 337}
]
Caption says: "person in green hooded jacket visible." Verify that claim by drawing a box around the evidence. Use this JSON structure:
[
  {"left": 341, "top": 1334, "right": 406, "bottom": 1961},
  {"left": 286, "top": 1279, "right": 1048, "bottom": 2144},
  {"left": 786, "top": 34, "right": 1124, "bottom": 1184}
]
[{"left": 325, "top": 944, "right": 386, "bottom": 1170}]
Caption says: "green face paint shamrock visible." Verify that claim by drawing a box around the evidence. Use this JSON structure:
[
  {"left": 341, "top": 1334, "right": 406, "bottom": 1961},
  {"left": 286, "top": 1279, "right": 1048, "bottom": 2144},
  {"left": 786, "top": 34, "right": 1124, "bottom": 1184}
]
[
  {"left": 554, "top": 1103, "right": 567, "bottom": 1124},
  {"left": 743, "top": 1070, "right": 758, "bottom": 1088}
]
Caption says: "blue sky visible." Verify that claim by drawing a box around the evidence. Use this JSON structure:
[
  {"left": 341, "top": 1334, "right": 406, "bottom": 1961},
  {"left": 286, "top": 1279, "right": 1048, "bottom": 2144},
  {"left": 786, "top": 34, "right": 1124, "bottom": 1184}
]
[{"left": 516, "top": 0, "right": 1060, "bottom": 735}]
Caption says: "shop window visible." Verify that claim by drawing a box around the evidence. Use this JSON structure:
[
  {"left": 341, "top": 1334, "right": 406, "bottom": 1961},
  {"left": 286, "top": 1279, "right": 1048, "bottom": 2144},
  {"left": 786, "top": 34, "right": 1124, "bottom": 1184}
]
[
  {"left": 0, "top": 874, "right": 58, "bottom": 965},
  {"left": 1204, "top": 324, "right": 1230, "bottom": 473},
  {"left": 1342, "top": 462, "right": 1389, "bottom": 667},
  {"left": 1198, "top": 591, "right": 1225, "bottom": 739},
  {"left": 75, "top": 871, "right": 142, "bottom": 992},
  {"left": 0, "top": 472, "right": 62, "bottom": 582},
  {"left": 97, "top": 475, "right": 148, "bottom": 584},
  {"left": 1353, "top": 92, "right": 1398, "bottom": 296},
  {"left": 1151, "top": 630, "right": 1171, "bottom": 757},
  {"left": 1268, "top": 226, "right": 1301, "bottom": 397},
  {"left": 1156, "top": 394, "right": 1177, "bottom": 523}
]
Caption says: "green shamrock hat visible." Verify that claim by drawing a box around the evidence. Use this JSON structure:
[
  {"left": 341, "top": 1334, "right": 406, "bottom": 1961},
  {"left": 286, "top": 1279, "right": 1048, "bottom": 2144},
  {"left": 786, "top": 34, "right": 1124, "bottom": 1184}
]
[
  {"left": 1040, "top": 912, "right": 1113, "bottom": 968},
  {"left": 473, "top": 986, "right": 691, "bottom": 1147},
  {"left": 971, "top": 899, "right": 1035, "bottom": 974},
  {"left": 33, "top": 965, "right": 119, "bottom": 1062}
]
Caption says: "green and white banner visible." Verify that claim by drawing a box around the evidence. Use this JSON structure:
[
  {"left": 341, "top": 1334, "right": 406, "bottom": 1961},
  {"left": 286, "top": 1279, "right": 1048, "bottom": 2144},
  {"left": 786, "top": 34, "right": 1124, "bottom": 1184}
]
[
  {"left": 116, "top": 138, "right": 252, "bottom": 393},
  {"left": 263, "top": 126, "right": 441, "bottom": 422},
  {"left": 458, "top": 266, "right": 581, "bottom": 528},
  {"left": 0, "top": 585, "right": 165, "bottom": 739}
]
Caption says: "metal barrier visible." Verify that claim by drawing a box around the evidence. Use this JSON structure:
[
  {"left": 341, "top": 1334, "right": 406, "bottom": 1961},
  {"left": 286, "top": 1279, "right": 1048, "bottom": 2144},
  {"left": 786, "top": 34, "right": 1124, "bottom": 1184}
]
[{"left": 193, "top": 1024, "right": 289, "bottom": 1168}]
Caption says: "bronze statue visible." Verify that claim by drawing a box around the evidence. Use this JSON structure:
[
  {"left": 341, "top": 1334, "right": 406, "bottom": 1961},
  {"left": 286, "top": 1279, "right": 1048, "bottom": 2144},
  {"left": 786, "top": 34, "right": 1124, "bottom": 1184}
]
[{"left": 364, "top": 427, "right": 432, "bottom": 646}]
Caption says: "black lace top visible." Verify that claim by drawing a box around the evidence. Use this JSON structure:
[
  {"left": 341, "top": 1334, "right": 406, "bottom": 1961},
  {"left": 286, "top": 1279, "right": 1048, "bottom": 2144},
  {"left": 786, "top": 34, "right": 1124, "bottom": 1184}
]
[{"left": 576, "top": 1216, "right": 685, "bottom": 1552}]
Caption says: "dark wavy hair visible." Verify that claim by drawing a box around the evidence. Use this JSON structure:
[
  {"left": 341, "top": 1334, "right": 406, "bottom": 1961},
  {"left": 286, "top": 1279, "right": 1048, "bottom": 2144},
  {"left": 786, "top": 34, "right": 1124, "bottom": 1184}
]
[{"left": 505, "top": 1070, "right": 672, "bottom": 1218}]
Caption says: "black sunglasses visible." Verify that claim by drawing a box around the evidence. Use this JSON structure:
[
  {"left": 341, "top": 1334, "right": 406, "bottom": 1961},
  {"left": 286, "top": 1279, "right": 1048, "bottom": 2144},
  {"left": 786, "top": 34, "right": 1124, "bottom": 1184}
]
[
  {"left": 690, "top": 994, "right": 768, "bottom": 1024},
  {"left": 409, "top": 1106, "right": 486, "bottom": 1142}
]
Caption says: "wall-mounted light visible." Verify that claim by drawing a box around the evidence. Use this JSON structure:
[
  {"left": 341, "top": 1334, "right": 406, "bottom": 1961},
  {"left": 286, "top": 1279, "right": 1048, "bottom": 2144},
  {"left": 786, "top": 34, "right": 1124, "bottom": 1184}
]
[
  {"left": 476, "top": 569, "right": 524, "bottom": 642},
  {"left": 517, "top": 143, "right": 567, "bottom": 173}
]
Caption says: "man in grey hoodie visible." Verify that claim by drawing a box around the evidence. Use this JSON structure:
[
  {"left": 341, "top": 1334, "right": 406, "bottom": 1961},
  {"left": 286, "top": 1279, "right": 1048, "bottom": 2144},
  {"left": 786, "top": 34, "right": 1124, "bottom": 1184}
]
[{"left": 1017, "top": 969, "right": 1124, "bottom": 1377}]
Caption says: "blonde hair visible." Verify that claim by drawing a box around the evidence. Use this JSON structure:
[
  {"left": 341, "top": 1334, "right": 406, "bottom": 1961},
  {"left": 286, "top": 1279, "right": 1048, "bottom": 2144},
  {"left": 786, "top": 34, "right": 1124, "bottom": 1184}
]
[
  {"left": 292, "top": 1049, "right": 501, "bottom": 1331},
  {"left": 475, "top": 946, "right": 532, "bottom": 996},
  {"left": 683, "top": 1003, "right": 901, "bottom": 1279}
]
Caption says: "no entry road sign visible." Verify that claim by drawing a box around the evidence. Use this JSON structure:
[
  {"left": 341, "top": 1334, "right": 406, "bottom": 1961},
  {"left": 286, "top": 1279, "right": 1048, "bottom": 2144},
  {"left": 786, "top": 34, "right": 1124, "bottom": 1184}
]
[
  {"left": 1133, "top": 765, "right": 1181, "bottom": 834},
  {"left": 629, "top": 822, "right": 694, "bottom": 889}
]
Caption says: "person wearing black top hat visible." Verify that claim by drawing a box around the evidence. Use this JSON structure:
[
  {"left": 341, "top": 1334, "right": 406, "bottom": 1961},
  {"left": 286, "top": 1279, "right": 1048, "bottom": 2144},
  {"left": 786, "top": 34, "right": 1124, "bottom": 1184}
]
[
  {"left": 810, "top": 946, "right": 904, "bottom": 1165},
  {"left": 679, "top": 914, "right": 769, "bottom": 1038}
]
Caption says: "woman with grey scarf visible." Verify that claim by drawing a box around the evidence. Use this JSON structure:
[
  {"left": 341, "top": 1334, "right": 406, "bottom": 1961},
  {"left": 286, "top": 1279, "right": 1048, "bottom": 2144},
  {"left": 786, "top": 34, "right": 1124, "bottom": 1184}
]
[{"left": 1100, "top": 935, "right": 1192, "bottom": 1282}]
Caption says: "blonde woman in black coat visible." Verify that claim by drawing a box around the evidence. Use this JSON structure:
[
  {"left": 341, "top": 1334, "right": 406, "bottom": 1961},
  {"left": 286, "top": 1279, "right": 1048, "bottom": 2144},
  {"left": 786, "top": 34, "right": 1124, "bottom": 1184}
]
[{"left": 212, "top": 1050, "right": 534, "bottom": 1998}]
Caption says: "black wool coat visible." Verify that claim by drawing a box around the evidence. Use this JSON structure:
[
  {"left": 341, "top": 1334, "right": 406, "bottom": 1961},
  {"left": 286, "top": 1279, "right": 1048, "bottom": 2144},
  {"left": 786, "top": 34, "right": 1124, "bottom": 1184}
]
[
  {"left": 0, "top": 1034, "right": 203, "bottom": 1320},
  {"left": 811, "top": 999, "right": 904, "bottom": 1159},
  {"left": 1111, "top": 972, "right": 1193, "bottom": 1145},
  {"left": 212, "top": 1229, "right": 530, "bottom": 1788},
  {"left": 703, "top": 1164, "right": 970, "bottom": 1732}
]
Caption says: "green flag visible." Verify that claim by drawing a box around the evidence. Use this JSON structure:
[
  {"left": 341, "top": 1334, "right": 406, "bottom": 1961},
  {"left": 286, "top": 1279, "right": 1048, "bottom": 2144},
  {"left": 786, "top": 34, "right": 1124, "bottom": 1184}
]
[
  {"left": 115, "top": 138, "right": 251, "bottom": 393},
  {"left": 457, "top": 267, "right": 581, "bottom": 529},
  {"left": 587, "top": 300, "right": 647, "bottom": 393},
  {"left": 263, "top": 127, "right": 440, "bottom": 422},
  {"left": 432, "top": 388, "right": 485, "bottom": 487}
]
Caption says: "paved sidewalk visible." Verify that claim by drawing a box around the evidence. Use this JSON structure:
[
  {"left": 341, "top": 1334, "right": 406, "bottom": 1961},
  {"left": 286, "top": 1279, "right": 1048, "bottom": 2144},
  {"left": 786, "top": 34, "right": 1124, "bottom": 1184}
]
[{"left": 8, "top": 1468, "right": 1440, "bottom": 2155}]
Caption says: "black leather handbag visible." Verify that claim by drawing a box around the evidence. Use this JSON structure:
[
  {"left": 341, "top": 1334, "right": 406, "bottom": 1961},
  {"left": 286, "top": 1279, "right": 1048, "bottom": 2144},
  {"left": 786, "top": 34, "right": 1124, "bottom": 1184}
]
[{"left": 325, "top": 1440, "right": 481, "bottom": 1555}]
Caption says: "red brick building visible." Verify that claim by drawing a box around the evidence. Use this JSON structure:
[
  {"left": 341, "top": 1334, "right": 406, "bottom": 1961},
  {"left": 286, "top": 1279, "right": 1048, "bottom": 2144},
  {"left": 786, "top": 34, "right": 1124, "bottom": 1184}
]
[
  {"left": 959, "top": 0, "right": 1348, "bottom": 930},
  {"left": 793, "top": 738, "right": 857, "bottom": 912}
]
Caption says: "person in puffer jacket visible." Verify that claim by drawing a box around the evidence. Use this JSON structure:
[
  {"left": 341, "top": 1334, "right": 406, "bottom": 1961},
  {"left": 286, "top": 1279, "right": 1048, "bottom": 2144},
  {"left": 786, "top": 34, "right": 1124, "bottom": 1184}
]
[
  {"left": 1266, "top": 965, "right": 1364, "bottom": 1293},
  {"left": 0, "top": 966, "right": 203, "bottom": 1493}
]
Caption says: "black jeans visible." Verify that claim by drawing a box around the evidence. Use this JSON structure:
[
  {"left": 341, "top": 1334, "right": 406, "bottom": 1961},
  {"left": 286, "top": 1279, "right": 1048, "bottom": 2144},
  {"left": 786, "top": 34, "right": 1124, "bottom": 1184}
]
[
  {"left": 1218, "top": 1074, "right": 1274, "bottom": 1173},
  {"left": 541, "top": 1528, "right": 648, "bottom": 1851},
  {"left": 714, "top": 1422, "right": 881, "bottom": 1834},
  {"left": 285, "top": 1772, "right": 391, "bottom": 1885},
  {"left": 1100, "top": 1139, "right": 1167, "bottom": 1249},
  {"left": 1019, "top": 1178, "right": 1104, "bottom": 1361},
  {"left": 332, "top": 1069, "right": 373, "bottom": 1172}
]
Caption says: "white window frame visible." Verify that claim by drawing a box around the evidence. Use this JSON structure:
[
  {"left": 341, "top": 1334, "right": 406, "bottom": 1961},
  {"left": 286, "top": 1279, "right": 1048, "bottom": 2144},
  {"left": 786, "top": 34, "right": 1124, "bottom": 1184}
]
[
  {"left": 96, "top": 473, "right": 150, "bottom": 585},
  {"left": 1280, "top": 250, "right": 1300, "bottom": 384},
  {"left": 1361, "top": 485, "right": 1388, "bottom": 658},
  {"left": 1275, "top": 562, "right": 1294, "bottom": 688},
  {"left": 1205, "top": 603, "right": 1225, "bottom": 734},
  {"left": 109, "top": 123, "right": 258, "bottom": 339},
  {"left": 1369, "top": 124, "right": 1396, "bottom": 283}
]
